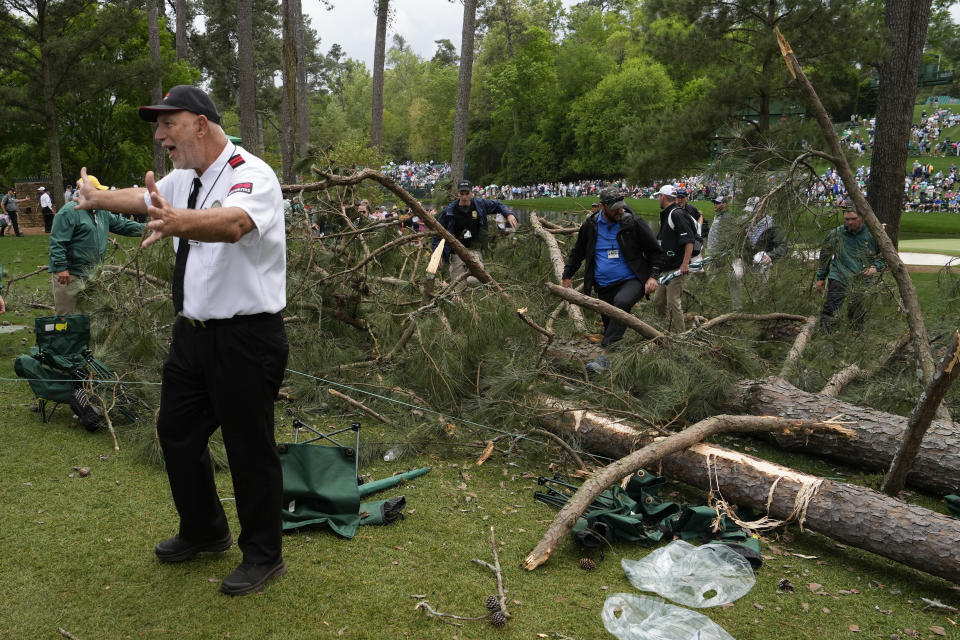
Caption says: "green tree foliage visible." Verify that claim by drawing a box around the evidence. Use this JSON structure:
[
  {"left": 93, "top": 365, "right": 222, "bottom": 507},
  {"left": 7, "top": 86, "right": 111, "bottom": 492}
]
[{"left": 0, "top": 1, "right": 194, "bottom": 189}]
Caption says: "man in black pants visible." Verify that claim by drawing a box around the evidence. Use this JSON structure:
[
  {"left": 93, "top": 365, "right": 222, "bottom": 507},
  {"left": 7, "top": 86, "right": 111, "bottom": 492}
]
[
  {"left": 77, "top": 85, "right": 288, "bottom": 596},
  {"left": 562, "top": 186, "right": 662, "bottom": 361},
  {"left": 1, "top": 187, "right": 28, "bottom": 236}
]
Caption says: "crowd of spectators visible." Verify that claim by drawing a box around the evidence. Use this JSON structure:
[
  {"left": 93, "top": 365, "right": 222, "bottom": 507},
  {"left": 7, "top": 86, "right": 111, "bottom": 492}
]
[
  {"left": 473, "top": 175, "right": 737, "bottom": 203},
  {"left": 805, "top": 163, "right": 960, "bottom": 213},
  {"left": 382, "top": 161, "right": 451, "bottom": 190}
]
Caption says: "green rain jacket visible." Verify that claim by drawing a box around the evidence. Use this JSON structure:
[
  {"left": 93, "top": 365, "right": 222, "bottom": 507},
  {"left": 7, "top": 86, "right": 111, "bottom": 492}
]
[
  {"left": 49, "top": 201, "right": 145, "bottom": 276},
  {"left": 815, "top": 223, "right": 885, "bottom": 286}
]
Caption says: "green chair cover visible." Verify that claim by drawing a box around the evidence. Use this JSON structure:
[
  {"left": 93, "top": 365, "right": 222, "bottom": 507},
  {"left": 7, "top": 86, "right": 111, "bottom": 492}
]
[{"left": 279, "top": 443, "right": 361, "bottom": 539}]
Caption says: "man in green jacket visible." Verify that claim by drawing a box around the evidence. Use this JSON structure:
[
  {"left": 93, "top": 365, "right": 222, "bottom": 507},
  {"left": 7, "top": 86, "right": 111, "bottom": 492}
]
[
  {"left": 49, "top": 179, "right": 145, "bottom": 314},
  {"left": 815, "top": 206, "right": 885, "bottom": 331}
]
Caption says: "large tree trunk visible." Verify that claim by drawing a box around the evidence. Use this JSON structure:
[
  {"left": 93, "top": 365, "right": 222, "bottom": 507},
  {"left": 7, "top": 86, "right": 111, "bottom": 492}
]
[
  {"left": 175, "top": 0, "right": 188, "bottom": 60},
  {"left": 370, "top": 0, "right": 389, "bottom": 149},
  {"left": 40, "top": 41, "right": 64, "bottom": 209},
  {"left": 147, "top": 0, "right": 166, "bottom": 178},
  {"left": 280, "top": 0, "right": 296, "bottom": 183},
  {"left": 237, "top": 0, "right": 260, "bottom": 153},
  {"left": 450, "top": 0, "right": 477, "bottom": 187},
  {"left": 865, "top": 0, "right": 933, "bottom": 247},
  {"left": 292, "top": 0, "right": 309, "bottom": 157},
  {"left": 727, "top": 376, "right": 960, "bottom": 496},
  {"left": 536, "top": 402, "right": 960, "bottom": 584}
]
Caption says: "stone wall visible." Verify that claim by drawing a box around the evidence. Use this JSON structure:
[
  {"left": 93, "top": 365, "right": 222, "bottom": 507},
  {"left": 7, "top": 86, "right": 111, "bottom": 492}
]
[{"left": 12, "top": 181, "right": 52, "bottom": 229}]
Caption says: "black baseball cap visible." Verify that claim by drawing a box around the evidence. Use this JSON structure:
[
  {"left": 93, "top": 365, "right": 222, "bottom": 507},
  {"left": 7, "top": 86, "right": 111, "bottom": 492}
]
[
  {"left": 139, "top": 85, "right": 222, "bottom": 124},
  {"left": 457, "top": 180, "right": 472, "bottom": 192}
]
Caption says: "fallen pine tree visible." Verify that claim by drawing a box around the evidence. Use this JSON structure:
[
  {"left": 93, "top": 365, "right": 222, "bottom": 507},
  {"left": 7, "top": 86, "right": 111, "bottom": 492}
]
[
  {"left": 727, "top": 376, "right": 960, "bottom": 497},
  {"left": 530, "top": 398, "right": 960, "bottom": 584}
]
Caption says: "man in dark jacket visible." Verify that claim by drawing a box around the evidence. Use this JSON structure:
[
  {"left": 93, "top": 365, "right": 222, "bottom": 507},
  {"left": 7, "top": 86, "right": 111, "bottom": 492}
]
[
  {"left": 562, "top": 186, "right": 662, "bottom": 347},
  {"left": 654, "top": 185, "right": 696, "bottom": 331},
  {"left": 433, "top": 180, "right": 517, "bottom": 286}
]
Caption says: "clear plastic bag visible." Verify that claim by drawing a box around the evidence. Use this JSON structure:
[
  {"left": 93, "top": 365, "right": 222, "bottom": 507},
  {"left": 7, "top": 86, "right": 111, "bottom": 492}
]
[
  {"left": 602, "top": 593, "right": 736, "bottom": 640},
  {"left": 621, "top": 540, "right": 755, "bottom": 608}
]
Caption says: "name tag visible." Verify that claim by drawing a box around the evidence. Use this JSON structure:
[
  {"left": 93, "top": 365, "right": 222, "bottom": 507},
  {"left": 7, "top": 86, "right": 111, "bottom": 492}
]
[{"left": 607, "top": 249, "right": 620, "bottom": 259}]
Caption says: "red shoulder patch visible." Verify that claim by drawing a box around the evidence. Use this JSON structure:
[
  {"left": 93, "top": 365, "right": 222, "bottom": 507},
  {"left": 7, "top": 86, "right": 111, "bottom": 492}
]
[
  {"left": 229, "top": 182, "right": 253, "bottom": 195},
  {"left": 228, "top": 154, "right": 245, "bottom": 168}
]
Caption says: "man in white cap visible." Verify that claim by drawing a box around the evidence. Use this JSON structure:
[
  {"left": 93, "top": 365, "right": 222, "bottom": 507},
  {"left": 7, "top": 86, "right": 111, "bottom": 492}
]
[
  {"left": 38, "top": 186, "right": 54, "bottom": 232},
  {"left": 76, "top": 84, "right": 288, "bottom": 596}
]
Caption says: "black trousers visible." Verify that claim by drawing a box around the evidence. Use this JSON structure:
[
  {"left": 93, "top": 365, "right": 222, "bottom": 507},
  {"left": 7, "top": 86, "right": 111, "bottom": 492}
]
[
  {"left": 594, "top": 278, "right": 646, "bottom": 347},
  {"left": 820, "top": 278, "right": 866, "bottom": 331},
  {"left": 5, "top": 211, "right": 20, "bottom": 235},
  {"left": 157, "top": 313, "right": 288, "bottom": 564},
  {"left": 42, "top": 207, "right": 54, "bottom": 233}
]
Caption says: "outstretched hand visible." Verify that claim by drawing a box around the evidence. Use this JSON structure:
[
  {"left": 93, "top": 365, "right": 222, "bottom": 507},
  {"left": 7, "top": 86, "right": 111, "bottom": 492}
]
[
  {"left": 141, "top": 171, "right": 173, "bottom": 248},
  {"left": 75, "top": 167, "right": 96, "bottom": 211}
]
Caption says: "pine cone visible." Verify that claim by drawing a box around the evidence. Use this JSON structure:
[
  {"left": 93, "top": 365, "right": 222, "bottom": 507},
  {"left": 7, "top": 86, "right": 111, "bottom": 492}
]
[
  {"left": 485, "top": 595, "right": 501, "bottom": 612},
  {"left": 579, "top": 557, "right": 597, "bottom": 571},
  {"left": 490, "top": 610, "right": 507, "bottom": 627}
]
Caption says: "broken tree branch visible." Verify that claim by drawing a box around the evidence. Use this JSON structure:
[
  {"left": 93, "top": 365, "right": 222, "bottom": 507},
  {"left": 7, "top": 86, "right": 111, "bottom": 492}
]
[
  {"left": 522, "top": 414, "right": 852, "bottom": 570},
  {"left": 882, "top": 329, "right": 960, "bottom": 496},
  {"left": 328, "top": 388, "right": 389, "bottom": 423},
  {"left": 695, "top": 312, "right": 808, "bottom": 333},
  {"left": 820, "top": 332, "right": 912, "bottom": 397},
  {"left": 778, "top": 315, "right": 817, "bottom": 379},
  {"left": 530, "top": 213, "right": 587, "bottom": 332},
  {"left": 544, "top": 282, "right": 664, "bottom": 340},
  {"left": 776, "top": 27, "right": 937, "bottom": 388}
]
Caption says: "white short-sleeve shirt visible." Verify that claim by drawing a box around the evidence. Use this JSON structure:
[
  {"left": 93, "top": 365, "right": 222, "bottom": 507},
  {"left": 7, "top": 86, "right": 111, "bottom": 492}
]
[{"left": 156, "top": 142, "right": 286, "bottom": 321}]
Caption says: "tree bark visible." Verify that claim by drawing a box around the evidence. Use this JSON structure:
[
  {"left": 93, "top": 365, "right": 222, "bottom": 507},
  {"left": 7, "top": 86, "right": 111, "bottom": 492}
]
[
  {"left": 530, "top": 214, "right": 587, "bottom": 332},
  {"left": 545, "top": 282, "right": 664, "bottom": 340},
  {"left": 147, "top": 0, "right": 166, "bottom": 178},
  {"left": 728, "top": 376, "right": 960, "bottom": 496},
  {"left": 450, "top": 0, "right": 477, "bottom": 187},
  {"left": 236, "top": 0, "right": 260, "bottom": 154},
  {"left": 280, "top": 0, "right": 296, "bottom": 183},
  {"left": 776, "top": 28, "right": 937, "bottom": 389},
  {"left": 865, "top": 0, "right": 933, "bottom": 247},
  {"left": 370, "top": 0, "right": 389, "bottom": 149},
  {"left": 175, "top": 0, "right": 188, "bottom": 60},
  {"left": 882, "top": 330, "right": 960, "bottom": 496},
  {"left": 292, "top": 0, "right": 309, "bottom": 157},
  {"left": 39, "top": 9, "right": 64, "bottom": 210},
  {"left": 535, "top": 403, "right": 960, "bottom": 583}
]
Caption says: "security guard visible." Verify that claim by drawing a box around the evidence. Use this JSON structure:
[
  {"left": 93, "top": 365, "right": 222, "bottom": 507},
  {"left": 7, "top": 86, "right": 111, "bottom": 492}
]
[
  {"left": 433, "top": 180, "right": 517, "bottom": 286},
  {"left": 76, "top": 85, "right": 288, "bottom": 596}
]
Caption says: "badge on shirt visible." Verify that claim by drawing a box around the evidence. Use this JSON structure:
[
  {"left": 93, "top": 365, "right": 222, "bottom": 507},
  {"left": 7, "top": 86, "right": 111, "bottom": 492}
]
[
  {"left": 607, "top": 249, "right": 620, "bottom": 259},
  {"left": 471, "top": 210, "right": 478, "bottom": 219},
  {"left": 211, "top": 200, "right": 222, "bottom": 209}
]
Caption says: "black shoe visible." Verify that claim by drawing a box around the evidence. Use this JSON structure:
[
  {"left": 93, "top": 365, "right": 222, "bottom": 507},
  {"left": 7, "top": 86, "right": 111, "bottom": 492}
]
[
  {"left": 220, "top": 557, "right": 287, "bottom": 596},
  {"left": 154, "top": 531, "right": 232, "bottom": 563}
]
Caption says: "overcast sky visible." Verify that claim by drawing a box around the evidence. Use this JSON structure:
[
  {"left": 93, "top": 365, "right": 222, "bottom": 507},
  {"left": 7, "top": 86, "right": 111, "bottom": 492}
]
[{"left": 305, "top": 0, "right": 578, "bottom": 68}]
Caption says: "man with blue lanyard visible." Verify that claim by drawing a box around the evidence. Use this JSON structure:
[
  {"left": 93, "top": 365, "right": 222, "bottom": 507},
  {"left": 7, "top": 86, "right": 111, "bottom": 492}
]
[
  {"left": 562, "top": 186, "right": 662, "bottom": 348},
  {"left": 434, "top": 180, "right": 517, "bottom": 286}
]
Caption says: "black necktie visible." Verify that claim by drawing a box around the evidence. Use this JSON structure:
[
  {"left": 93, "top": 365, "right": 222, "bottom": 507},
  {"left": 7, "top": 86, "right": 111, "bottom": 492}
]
[{"left": 172, "top": 177, "right": 202, "bottom": 314}]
